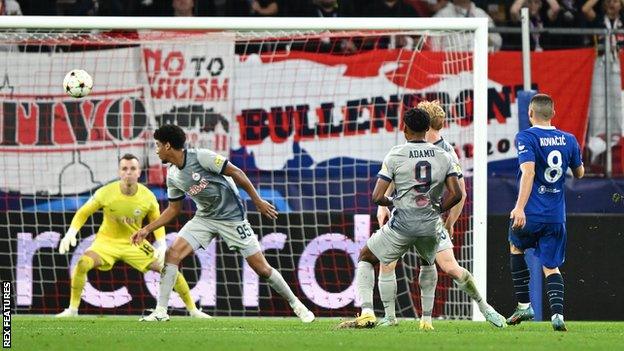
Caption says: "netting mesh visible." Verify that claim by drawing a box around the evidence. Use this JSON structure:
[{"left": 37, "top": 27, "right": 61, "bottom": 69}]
[{"left": 0, "top": 28, "right": 477, "bottom": 319}]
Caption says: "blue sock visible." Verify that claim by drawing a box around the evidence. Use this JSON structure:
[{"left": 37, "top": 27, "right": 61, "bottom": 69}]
[
  {"left": 510, "top": 254, "right": 530, "bottom": 304},
  {"left": 546, "top": 273, "right": 564, "bottom": 316}
]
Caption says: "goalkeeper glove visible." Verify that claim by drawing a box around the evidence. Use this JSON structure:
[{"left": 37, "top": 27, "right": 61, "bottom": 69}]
[
  {"left": 154, "top": 238, "right": 167, "bottom": 267},
  {"left": 59, "top": 228, "right": 78, "bottom": 254}
]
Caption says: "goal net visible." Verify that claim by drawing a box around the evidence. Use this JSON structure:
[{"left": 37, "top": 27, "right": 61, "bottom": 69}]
[{"left": 0, "top": 17, "right": 488, "bottom": 320}]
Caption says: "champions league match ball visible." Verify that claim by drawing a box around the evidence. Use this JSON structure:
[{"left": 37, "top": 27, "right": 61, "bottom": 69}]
[{"left": 63, "top": 69, "right": 93, "bottom": 98}]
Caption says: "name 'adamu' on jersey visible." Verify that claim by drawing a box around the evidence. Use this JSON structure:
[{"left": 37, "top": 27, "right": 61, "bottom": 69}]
[
  {"left": 166, "top": 149, "right": 245, "bottom": 221},
  {"left": 516, "top": 126, "right": 582, "bottom": 223},
  {"left": 378, "top": 140, "right": 459, "bottom": 237}
]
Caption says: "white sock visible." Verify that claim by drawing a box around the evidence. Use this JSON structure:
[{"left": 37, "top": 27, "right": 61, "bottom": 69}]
[
  {"left": 157, "top": 263, "right": 178, "bottom": 309},
  {"left": 378, "top": 269, "right": 397, "bottom": 319},
  {"left": 454, "top": 269, "right": 489, "bottom": 313},
  {"left": 356, "top": 261, "right": 375, "bottom": 311},
  {"left": 361, "top": 307, "right": 374, "bottom": 316},
  {"left": 266, "top": 268, "right": 298, "bottom": 306},
  {"left": 518, "top": 302, "right": 531, "bottom": 309},
  {"left": 419, "top": 264, "right": 438, "bottom": 318},
  {"left": 551, "top": 314, "right": 564, "bottom": 321}
]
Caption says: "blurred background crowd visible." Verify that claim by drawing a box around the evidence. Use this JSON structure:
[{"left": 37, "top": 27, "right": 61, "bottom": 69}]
[{"left": 2, "top": 0, "right": 624, "bottom": 51}]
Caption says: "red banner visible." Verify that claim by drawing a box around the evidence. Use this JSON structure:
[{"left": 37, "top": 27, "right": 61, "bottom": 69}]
[
  {"left": 235, "top": 48, "right": 596, "bottom": 172},
  {"left": 490, "top": 49, "right": 595, "bottom": 148}
]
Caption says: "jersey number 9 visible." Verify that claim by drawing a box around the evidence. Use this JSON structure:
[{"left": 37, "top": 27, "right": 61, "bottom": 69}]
[{"left": 414, "top": 161, "right": 432, "bottom": 193}]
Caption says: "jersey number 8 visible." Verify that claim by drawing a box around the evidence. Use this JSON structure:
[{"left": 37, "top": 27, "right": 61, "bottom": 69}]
[{"left": 544, "top": 150, "right": 563, "bottom": 183}]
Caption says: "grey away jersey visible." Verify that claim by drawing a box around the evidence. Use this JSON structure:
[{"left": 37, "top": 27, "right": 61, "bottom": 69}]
[
  {"left": 166, "top": 149, "right": 245, "bottom": 221},
  {"left": 433, "top": 137, "right": 463, "bottom": 178},
  {"left": 378, "top": 141, "right": 459, "bottom": 237}
]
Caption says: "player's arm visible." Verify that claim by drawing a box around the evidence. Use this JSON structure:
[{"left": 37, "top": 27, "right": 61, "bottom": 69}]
[
  {"left": 131, "top": 200, "right": 182, "bottom": 245},
  {"left": 376, "top": 182, "right": 395, "bottom": 226},
  {"left": 374, "top": 152, "right": 395, "bottom": 207},
  {"left": 570, "top": 136, "right": 584, "bottom": 179},
  {"left": 444, "top": 177, "right": 466, "bottom": 239},
  {"left": 440, "top": 175, "right": 462, "bottom": 213},
  {"left": 511, "top": 161, "right": 535, "bottom": 229},
  {"left": 147, "top": 197, "right": 168, "bottom": 265},
  {"left": 58, "top": 194, "right": 102, "bottom": 254},
  {"left": 223, "top": 162, "right": 278, "bottom": 219},
  {"left": 372, "top": 177, "right": 393, "bottom": 206},
  {"left": 572, "top": 165, "right": 584, "bottom": 179},
  {"left": 196, "top": 148, "right": 277, "bottom": 219}
]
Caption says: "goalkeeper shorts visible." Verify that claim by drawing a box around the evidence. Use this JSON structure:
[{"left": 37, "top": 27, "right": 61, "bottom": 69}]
[{"left": 87, "top": 238, "right": 156, "bottom": 272}]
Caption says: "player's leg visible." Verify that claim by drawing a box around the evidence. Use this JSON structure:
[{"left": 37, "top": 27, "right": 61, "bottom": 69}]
[
  {"left": 146, "top": 259, "right": 212, "bottom": 319},
  {"left": 141, "top": 221, "right": 200, "bottom": 322},
  {"left": 141, "top": 236, "right": 194, "bottom": 321},
  {"left": 357, "top": 245, "right": 380, "bottom": 325},
  {"left": 121, "top": 237, "right": 211, "bottom": 319},
  {"left": 377, "top": 260, "right": 398, "bottom": 327},
  {"left": 506, "top": 221, "right": 538, "bottom": 325},
  {"left": 538, "top": 223, "right": 567, "bottom": 332},
  {"left": 418, "top": 257, "right": 437, "bottom": 330},
  {"left": 218, "top": 218, "right": 314, "bottom": 322},
  {"left": 418, "top": 224, "right": 450, "bottom": 330},
  {"left": 435, "top": 248, "right": 506, "bottom": 328},
  {"left": 245, "top": 251, "right": 314, "bottom": 323},
  {"left": 338, "top": 226, "right": 412, "bottom": 329},
  {"left": 544, "top": 266, "right": 566, "bottom": 331},
  {"left": 337, "top": 244, "right": 380, "bottom": 329},
  {"left": 56, "top": 250, "right": 103, "bottom": 317},
  {"left": 414, "top": 235, "right": 441, "bottom": 330}
]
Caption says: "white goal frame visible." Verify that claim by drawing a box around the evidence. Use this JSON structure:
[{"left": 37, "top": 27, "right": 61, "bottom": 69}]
[{"left": 1, "top": 16, "right": 489, "bottom": 321}]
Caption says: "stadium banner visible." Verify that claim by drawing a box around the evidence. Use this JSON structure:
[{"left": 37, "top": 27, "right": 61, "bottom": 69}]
[
  {"left": 139, "top": 32, "right": 234, "bottom": 156},
  {"left": 5, "top": 211, "right": 430, "bottom": 317},
  {"left": 0, "top": 35, "right": 235, "bottom": 196},
  {"left": 0, "top": 48, "right": 594, "bottom": 196},
  {"left": 233, "top": 49, "right": 595, "bottom": 176},
  {"left": 0, "top": 48, "right": 146, "bottom": 195}
]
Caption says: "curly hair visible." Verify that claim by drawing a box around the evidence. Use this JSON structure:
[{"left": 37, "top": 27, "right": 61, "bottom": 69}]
[
  {"left": 403, "top": 107, "right": 430, "bottom": 133},
  {"left": 154, "top": 124, "right": 186, "bottom": 149}
]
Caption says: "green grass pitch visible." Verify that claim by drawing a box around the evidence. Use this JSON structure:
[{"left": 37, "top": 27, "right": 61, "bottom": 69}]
[{"left": 12, "top": 316, "right": 623, "bottom": 351}]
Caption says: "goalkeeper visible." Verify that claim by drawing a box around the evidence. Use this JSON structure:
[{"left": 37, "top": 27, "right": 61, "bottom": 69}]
[{"left": 56, "top": 154, "right": 211, "bottom": 319}]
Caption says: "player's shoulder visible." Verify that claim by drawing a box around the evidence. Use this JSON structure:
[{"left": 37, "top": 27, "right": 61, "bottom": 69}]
[
  {"left": 189, "top": 147, "right": 223, "bottom": 165},
  {"left": 185, "top": 148, "right": 201, "bottom": 160},
  {"left": 97, "top": 181, "right": 119, "bottom": 195},
  {"left": 433, "top": 145, "right": 454, "bottom": 162},
  {"left": 137, "top": 183, "right": 157, "bottom": 199},
  {"left": 433, "top": 138, "right": 452, "bottom": 152},
  {"left": 559, "top": 130, "right": 578, "bottom": 143},
  {"left": 385, "top": 143, "right": 407, "bottom": 156},
  {"left": 515, "top": 128, "right": 536, "bottom": 140},
  {"left": 190, "top": 147, "right": 219, "bottom": 157}
]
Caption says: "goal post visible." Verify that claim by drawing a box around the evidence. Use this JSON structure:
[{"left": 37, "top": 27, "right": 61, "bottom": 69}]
[{"left": 0, "top": 17, "right": 488, "bottom": 321}]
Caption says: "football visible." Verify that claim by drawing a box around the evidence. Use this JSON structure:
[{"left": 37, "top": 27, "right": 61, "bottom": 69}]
[{"left": 63, "top": 69, "right": 93, "bottom": 98}]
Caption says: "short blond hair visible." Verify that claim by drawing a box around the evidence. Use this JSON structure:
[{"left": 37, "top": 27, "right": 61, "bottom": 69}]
[{"left": 417, "top": 100, "right": 446, "bottom": 130}]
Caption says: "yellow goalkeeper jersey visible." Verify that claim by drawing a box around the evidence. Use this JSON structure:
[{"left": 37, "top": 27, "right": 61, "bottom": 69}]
[{"left": 69, "top": 181, "right": 165, "bottom": 242}]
